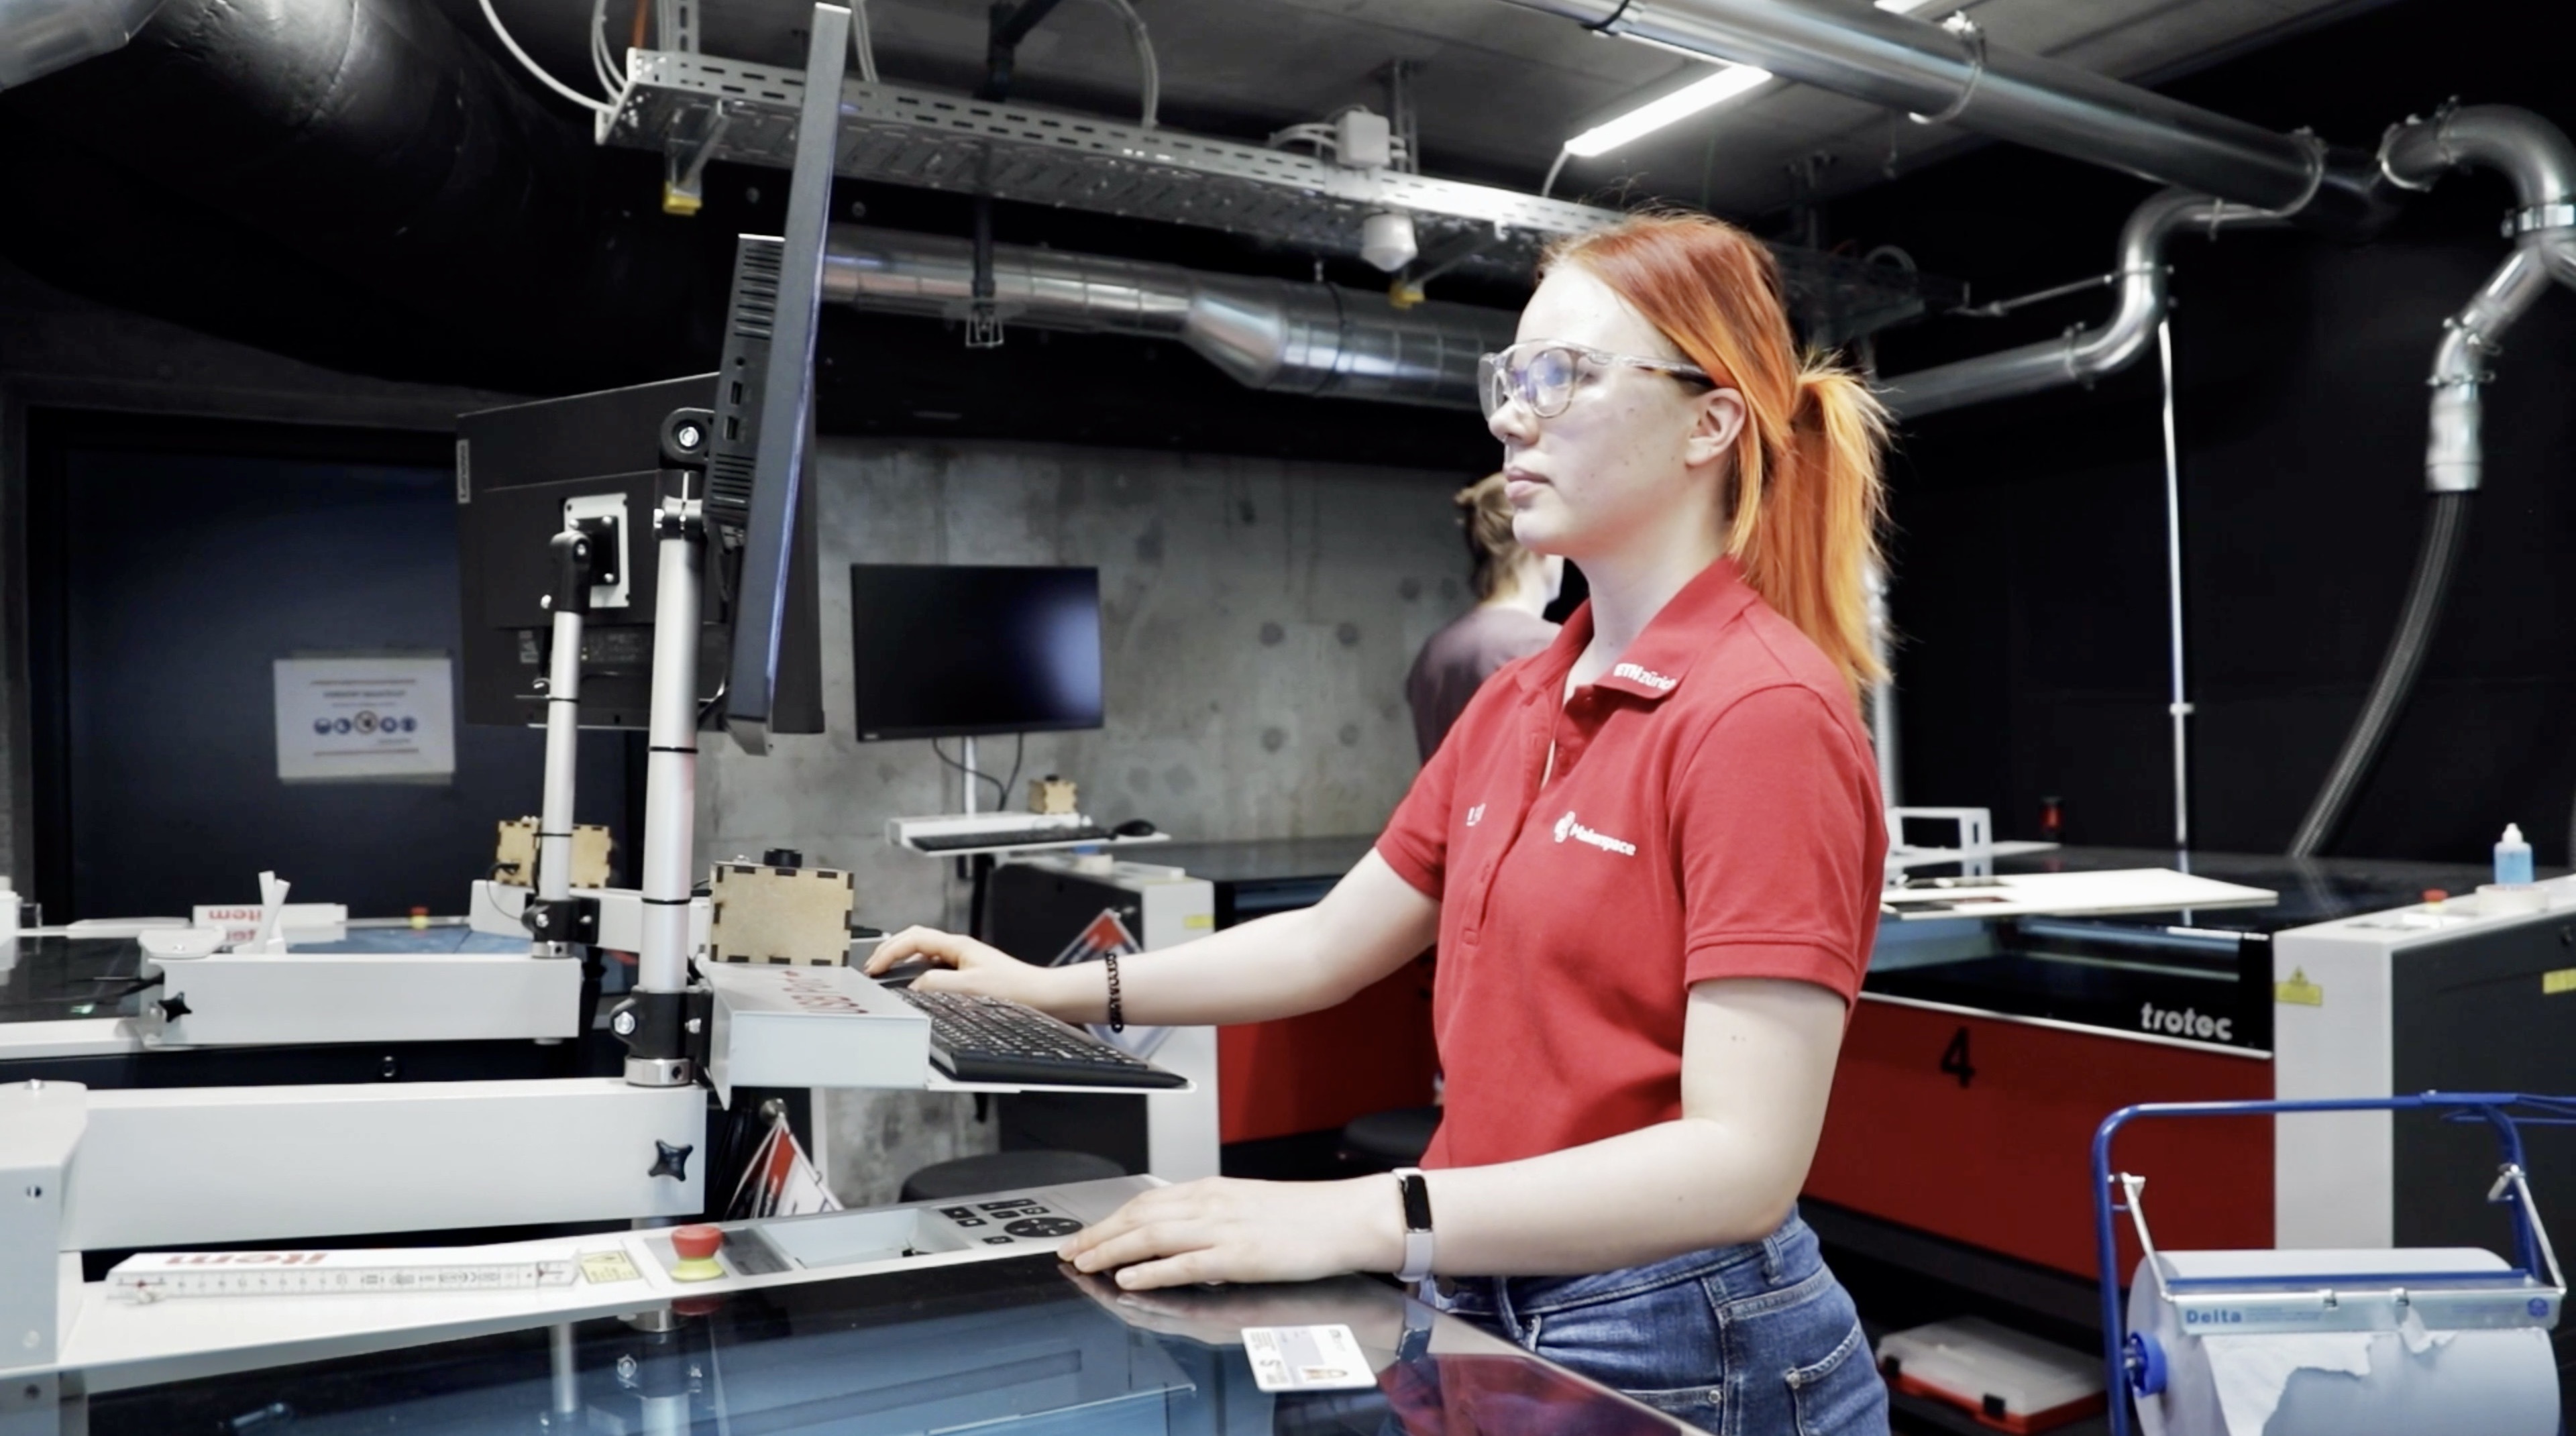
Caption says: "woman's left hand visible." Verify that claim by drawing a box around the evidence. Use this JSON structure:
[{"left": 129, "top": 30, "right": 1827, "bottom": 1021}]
[{"left": 1061, "top": 1176, "right": 1403, "bottom": 1290}]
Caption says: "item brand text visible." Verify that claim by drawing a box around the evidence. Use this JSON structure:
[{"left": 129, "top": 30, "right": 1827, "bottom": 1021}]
[{"left": 2141, "top": 1002, "right": 2233, "bottom": 1043}]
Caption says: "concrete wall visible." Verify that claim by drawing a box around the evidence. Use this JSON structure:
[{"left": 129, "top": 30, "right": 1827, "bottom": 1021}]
[
  {"left": 700, "top": 438, "right": 1477, "bottom": 1202},
  {"left": 700, "top": 438, "right": 1470, "bottom": 927}
]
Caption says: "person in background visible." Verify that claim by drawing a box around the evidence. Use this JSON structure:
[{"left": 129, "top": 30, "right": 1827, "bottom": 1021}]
[{"left": 1405, "top": 472, "right": 1564, "bottom": 760}]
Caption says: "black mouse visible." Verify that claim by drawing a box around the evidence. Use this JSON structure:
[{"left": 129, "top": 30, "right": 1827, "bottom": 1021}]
[
  {"left": 1114, "top": 818, "right": 1159, "bottom": 838},
  {"left": 873, "top": 956, "right": 941, "bottom": 989}
]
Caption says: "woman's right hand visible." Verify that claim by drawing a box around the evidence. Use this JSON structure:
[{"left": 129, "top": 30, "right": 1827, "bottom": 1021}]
[{"left": 861, "top": 926, "right": 1079, "bottom": 1016}]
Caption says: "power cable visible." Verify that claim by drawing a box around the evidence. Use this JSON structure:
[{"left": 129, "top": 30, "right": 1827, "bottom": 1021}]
[
  {"left": 480, "top": 0, "right": 618, "bottom": 117},
  {"left": 930, "top": 733, "right": 1026, "bottom": 810}
]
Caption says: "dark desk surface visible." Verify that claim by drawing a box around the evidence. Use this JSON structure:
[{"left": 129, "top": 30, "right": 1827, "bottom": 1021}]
[
  {"left": 1973, "top": 844, "right": 2498, "bottom": 931},
  {"left": 1140, "top": 837, "right": 2499, "bottom": 927},
  {"left": 1144, "top": 835, "right": 1379, "bottom": 887},
  {"left": 83, "top": 1253, "right": 1691, "bottom": 1435}
]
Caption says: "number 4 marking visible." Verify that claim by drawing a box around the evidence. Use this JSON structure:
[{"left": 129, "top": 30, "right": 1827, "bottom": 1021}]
[{"left": 1939, "top": 1027, "right": 1976, "bottom": 1089}]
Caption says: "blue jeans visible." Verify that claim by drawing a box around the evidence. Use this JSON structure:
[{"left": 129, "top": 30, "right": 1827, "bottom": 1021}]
[{"left": 1426, "top": 1209, "right": 1888, "bottom": 1435}]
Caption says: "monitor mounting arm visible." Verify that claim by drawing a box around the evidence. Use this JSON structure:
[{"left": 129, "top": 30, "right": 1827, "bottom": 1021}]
[
  {"left": 524, "top": 522, "right": 614, "bottom": 954},
  {"left": 608, "top": 410, "right": 722, "bottom": 1089}
]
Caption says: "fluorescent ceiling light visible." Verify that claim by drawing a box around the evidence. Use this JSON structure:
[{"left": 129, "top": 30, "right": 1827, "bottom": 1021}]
[
  {"left": 1562, "top": 64, "right": 1773, "bottom": 157},
  {"left": 1559, "top": 0, "right": 1957, "bottom": 160}
]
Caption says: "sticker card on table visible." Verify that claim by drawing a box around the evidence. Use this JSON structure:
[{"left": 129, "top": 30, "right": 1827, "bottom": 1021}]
[{"left": 1242, "top": 1324, "right": 1379, "bottom": 1392}]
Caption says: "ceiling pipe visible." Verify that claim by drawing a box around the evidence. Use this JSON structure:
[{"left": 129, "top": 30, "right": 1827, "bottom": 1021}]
[
  {"left": 2289, "top": 104, "right": 2576, "bottom": 858},
  {"left": 2379, "top": 105, "right": 2576, "bottom": 494},
  {"left": 0, "top": 0, "right": 159, "bottom": 87},
  {"left": 820, "top": 224, "right": 1515, "bottom": 409},
  {"left": 0, "top": 0, "right": 647, "bottom": 390},
  {"left": 1491, "top": 0, "right": 2396, "bottom": 235},
  {"left": 1878, "top": 188, "right": 2286, "bottom": 421}
]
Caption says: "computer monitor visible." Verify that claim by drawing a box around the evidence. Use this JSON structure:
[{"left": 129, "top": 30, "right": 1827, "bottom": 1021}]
[
  {"left": 849, "top": 565, "right": 1104, "bottom": 740},
  {"left": 453, "top": 372, "right": 824, "bottom": 733}
]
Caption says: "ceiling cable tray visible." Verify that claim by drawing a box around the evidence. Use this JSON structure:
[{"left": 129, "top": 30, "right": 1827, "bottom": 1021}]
[{"left": 604, "top": 50, "right": 1961, "bottom": 340}]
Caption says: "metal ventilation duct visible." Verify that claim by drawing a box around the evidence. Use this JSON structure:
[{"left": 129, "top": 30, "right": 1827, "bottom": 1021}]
[
  {"left": 1878, "top": 188, "right": 2284, "bottom": 420},
  {"left": 821, "top": 225, "right": 1515, "bottom": 409},
  {"left": 1489, "top": 0, "right": 2395, "bottom": 235},
  {"left": 0, "top": 0, "right": 159, "bottom": 88},
  {"left": 2380, "top": 105, "right": 2576, "bottom": 494}
]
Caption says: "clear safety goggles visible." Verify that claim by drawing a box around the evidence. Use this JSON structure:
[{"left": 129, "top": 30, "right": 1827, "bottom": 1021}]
[{"left": 1477, "top": 339, "right": 1713, "bottom": 421}]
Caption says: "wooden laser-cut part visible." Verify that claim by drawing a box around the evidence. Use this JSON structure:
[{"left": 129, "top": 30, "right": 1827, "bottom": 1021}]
[
  {"left": 1028, "top": 775, "right": 1078, "bottom": 815},
  {"left": 493, "top": 818, "right": 615, "bottom": 890},
  {"left": 708, "top": 861, "right": 857, "bottom": 966}
]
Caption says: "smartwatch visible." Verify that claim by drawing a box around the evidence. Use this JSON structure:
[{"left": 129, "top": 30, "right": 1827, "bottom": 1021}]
[{"left": 1391, "top": 1167, "right": 1436, "bottom": 1283}]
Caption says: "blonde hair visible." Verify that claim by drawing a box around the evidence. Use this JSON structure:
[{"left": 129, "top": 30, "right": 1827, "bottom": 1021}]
[
  {"left": 1454, "top": 471, "right": 1531, "bottom": 602},
  {"left": 1541, "top": 212, "right": 1889, "bottom": 696}
]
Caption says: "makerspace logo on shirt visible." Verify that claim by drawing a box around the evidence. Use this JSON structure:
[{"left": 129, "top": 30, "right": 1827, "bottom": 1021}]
[{"left": 1552, "top": 810, "right": 1638, "bottom": 857}]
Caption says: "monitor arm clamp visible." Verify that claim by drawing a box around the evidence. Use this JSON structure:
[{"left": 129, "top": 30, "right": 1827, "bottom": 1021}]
[
  {"left": 608, "top": 410, "right": 722, "bottom": 1089},
  {"left": 525, "top": 520, "right": 615, "bottom": 956}
]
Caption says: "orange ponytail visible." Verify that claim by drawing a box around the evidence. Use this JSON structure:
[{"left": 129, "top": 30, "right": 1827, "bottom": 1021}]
[{"left": 1540, "top": 213, "right": 1889, "bottom": 698}]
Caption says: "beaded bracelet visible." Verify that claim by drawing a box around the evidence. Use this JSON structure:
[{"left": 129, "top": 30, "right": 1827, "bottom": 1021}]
[{"left": 1105, "top": 952, "right": 1125, "bottom": 1033}]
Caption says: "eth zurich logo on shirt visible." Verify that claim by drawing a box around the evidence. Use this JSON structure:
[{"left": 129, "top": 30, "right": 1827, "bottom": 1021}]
[
  {"left": 1611, "top": 661, "right": 1678, "bottom": 692},
  {"left": 1552, "top": 810, "right": 1638, "bottom": 857}
]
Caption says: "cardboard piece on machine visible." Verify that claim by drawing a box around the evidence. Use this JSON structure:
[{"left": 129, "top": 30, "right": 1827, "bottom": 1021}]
[{"left": 1880, "top": 868, "right": 2275, "bottom": 922}]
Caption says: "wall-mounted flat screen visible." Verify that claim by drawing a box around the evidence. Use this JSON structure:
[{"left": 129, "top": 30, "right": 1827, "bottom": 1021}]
[{"left": 849, "top": 565, "right": 1104, "bottom": 740}]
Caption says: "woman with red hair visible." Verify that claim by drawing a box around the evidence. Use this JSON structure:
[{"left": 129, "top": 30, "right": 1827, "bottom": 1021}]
[{"left": 871, "top": 211, "right": 1892, "bottom": 1433}]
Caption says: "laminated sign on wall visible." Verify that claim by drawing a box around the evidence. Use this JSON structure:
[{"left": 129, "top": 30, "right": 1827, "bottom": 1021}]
[{"left": 273, "top": 655, "right": 457, "bottom": 783}]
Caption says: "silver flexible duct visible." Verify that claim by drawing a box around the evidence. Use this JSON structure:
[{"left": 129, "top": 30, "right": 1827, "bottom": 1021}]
[
  {"left": 820, "top": 225, "right": 1513, "bottom": 409},
  {"left": 2288, "top": 105, "right": 2576, "bottom": 857},
  {"left": 1487, "top": 0, "right": 2389, "bottom": 230},
  {"left": 2381, "top": 107, "right": 2576, "bottom": 493},
  {"left": 0, "top": 0, "right": 160, "bottom": 87},
  {"left": 1879, "top": 188, "right": 2286, "bottom": 420},
  {"left": 2286, "top": 494, "right": 2471, "bottom": 859}
]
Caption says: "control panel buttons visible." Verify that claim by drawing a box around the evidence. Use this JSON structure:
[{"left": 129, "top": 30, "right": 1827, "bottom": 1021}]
[{"left": 1003, "top": 1216, "right": 1082, "bottom": 1238}]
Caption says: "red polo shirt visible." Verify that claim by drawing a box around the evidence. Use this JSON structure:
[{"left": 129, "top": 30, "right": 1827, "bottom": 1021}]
[{"left": 1377, "top": 558, "right": 1886, "bottom": 1170}]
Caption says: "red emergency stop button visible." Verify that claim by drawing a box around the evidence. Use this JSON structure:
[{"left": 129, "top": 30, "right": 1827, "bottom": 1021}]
[
  {"left": 672, "top": 1225, "right": 723, "bottom": 1260},
  {"left": 670, "top": 1224, "right": 726, "bottom": 1282}
]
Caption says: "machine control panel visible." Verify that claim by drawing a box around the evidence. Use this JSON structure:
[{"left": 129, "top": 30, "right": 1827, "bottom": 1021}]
[
  {"left": 931, "top": 1198, "right": 1083, "bottom": 1244},
  {"left": 637, "top": 1180, "right": 1138, "bottom": 1285}
]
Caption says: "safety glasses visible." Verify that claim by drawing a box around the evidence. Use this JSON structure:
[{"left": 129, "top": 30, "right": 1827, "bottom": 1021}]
[{"left": 1477, "top": 339, "right": 1713, "bottom": 421}]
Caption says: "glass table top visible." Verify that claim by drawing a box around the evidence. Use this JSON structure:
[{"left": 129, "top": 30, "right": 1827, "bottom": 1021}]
[{"left": 81, "top": 1253, "right": 1688, "bottom": 1435}]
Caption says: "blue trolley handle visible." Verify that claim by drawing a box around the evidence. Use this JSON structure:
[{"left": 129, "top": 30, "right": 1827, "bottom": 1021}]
[{"left": 2090, "top": 1091, "right": 2569, "bottom": 1436}]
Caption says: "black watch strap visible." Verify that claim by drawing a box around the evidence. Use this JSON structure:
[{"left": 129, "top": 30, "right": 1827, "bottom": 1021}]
[{"left": 1393, "top": 1167, "right": 1434, "bottom": 1282}]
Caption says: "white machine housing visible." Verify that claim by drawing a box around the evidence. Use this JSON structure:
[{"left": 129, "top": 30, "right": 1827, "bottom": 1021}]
[{"left": 2273, "top": 875, "right": 2576, "bottom": 1248}]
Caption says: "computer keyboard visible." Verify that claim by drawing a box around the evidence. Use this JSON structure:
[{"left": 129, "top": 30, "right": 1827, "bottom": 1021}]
[
  {"left": 898, "top": 989, "right": 1187, "bottom": 1088},
  {"left": 906, "top": 823, "right": 1114, "bottom": 852}
]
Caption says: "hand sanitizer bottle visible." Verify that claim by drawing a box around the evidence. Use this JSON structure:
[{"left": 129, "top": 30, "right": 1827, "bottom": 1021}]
[{"left": 2496, "top": 824, "right": 2536, "bottom": 887}]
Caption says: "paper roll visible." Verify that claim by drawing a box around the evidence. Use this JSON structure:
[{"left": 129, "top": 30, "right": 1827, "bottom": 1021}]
[{"left": 2129, "top": 1253, "right": 2560, "bottom": 1436}]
